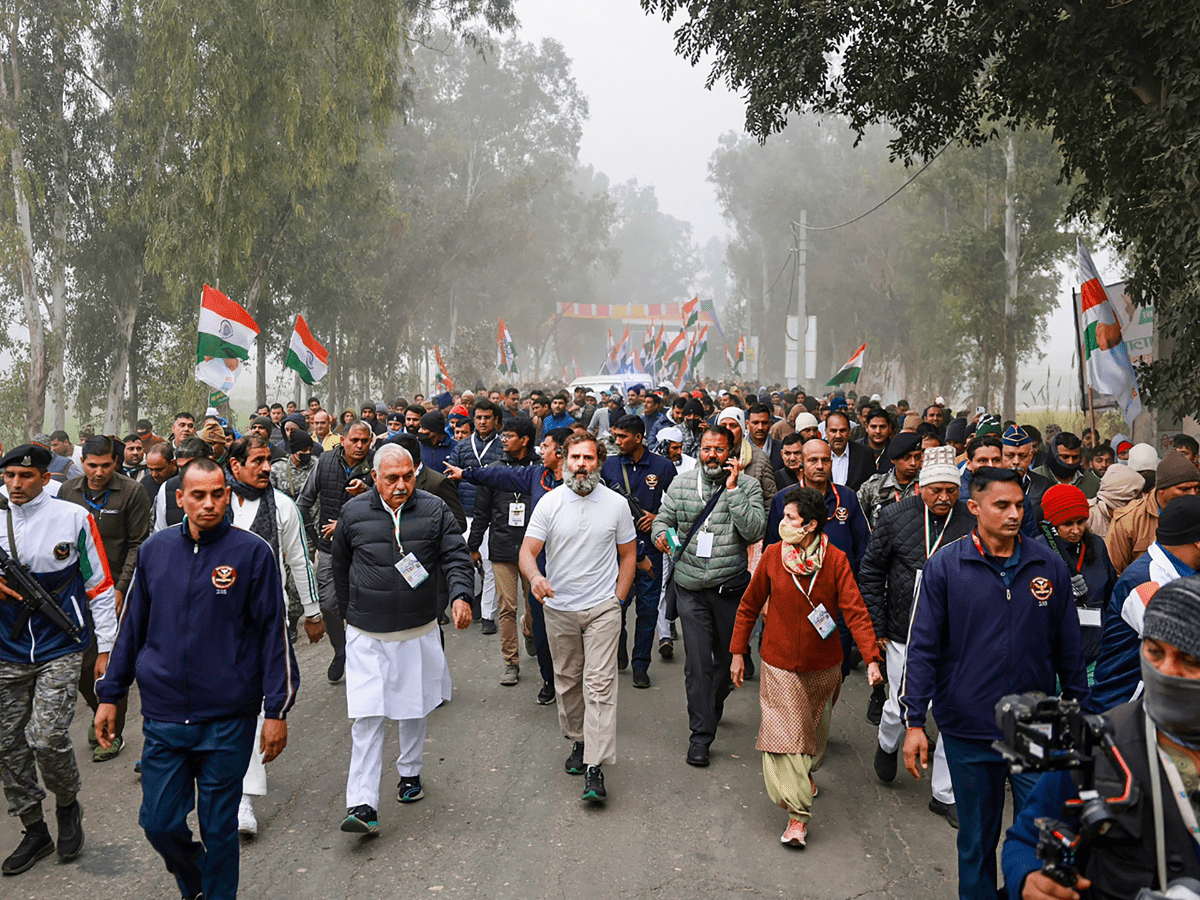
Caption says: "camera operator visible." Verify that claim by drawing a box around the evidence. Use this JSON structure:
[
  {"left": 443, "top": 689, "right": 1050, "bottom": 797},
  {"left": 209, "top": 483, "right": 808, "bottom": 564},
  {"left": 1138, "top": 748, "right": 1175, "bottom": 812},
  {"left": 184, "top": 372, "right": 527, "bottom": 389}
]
[{"left": 1002, "top": 576, "right": 1200, "bottom": 900}]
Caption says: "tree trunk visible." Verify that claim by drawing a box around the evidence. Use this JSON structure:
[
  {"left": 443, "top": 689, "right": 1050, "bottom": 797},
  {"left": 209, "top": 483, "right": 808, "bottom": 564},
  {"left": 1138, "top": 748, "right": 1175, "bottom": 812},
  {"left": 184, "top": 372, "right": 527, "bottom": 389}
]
[
  {"left": 102, "top": 287, "right": 140, "bottom": 434},
  {"left": 127, "top": 316, "right": 140, "bottom": 432},
  {"left": 47, "top": 26, "right": 69, "bottom": 432},
  {"left": 1, "top": 23, "right": 46, "bottom": 438},
  {"left": 1002, "top": 135, "right": 1019, "bottom": 421}
]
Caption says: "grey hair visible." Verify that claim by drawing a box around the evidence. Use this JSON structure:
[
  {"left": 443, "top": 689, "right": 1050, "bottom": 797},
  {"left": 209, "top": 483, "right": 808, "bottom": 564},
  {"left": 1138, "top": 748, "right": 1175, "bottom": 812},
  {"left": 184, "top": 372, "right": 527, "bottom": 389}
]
[{"left": 373, "top": 443, "right": 412, "bottom": 469}]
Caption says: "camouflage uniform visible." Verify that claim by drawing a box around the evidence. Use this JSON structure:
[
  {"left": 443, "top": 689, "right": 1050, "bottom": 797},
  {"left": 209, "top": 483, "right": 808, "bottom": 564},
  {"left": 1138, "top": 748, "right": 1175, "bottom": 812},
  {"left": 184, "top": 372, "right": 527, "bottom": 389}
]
[
  {"left": 0, "top": 653, "right": 82, "bottom": 826},
  {"left": 857, "top": 471, "right": 919, "bottom": 529},
  {"left": 270, "top": 455, "right": 317, "bottom": 636}
]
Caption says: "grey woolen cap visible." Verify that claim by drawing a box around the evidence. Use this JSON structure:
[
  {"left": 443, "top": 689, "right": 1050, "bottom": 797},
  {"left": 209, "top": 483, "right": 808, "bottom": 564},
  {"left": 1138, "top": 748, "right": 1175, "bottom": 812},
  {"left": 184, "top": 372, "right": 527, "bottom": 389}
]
[{"left": 1144, "top": 574, "right": 1200, "bottom": 661}]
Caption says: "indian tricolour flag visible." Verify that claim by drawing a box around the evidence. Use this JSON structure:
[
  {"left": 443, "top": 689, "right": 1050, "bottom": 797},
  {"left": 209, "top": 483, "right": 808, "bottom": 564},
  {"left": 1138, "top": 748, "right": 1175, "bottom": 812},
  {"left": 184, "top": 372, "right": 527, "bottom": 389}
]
[
  {"left": 682, "top": 295, "right": 699, "bottom": 328},
  {"left": 497, "top": 318, "right": 518, "bottom": 377},
  {"left": 196, "top": 284, "right": 259, "bottom": 394},
  {"left": 1078, "top": 238, "right": 1142, "bottom": 425},
  {"left": 285, "top": 315, "right": 329, "bottom": 384},
  {"left": 826, "top": 342, "right": 866, "bottom": 386}
]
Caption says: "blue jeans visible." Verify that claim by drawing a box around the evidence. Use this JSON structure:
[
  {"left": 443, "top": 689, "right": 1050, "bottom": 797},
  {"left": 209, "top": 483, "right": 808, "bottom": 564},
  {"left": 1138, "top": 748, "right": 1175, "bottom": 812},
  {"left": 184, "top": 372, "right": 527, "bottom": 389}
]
[
  {"left": 526, "top": 589, "right": 555, "bottom": 686},
  {"left": 139, "top": 716, "right": 256, "bottom": 900},
  {"left": 941, "top": 733, "right": 1040, "bottom": 900},
  {"left": 622, "top": 554, "right": 662, "bottom": 670}
]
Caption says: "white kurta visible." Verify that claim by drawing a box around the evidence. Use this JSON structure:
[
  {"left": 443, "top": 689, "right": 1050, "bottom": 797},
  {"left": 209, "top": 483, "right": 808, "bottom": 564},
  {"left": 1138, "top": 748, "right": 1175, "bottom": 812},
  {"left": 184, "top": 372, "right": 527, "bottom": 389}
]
[{"left": 345, "top": 623, "right": 451, "bottom": 720}]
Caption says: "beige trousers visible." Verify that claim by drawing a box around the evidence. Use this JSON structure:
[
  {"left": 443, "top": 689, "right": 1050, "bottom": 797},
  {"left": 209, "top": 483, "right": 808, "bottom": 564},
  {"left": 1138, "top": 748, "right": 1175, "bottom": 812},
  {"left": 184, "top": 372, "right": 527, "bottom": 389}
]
[
  {"left": 542, "top": 596, "right": 621, "bottom": 766},
  {"left": 491, "top": 561, "right": 531, "bottom": 667}
]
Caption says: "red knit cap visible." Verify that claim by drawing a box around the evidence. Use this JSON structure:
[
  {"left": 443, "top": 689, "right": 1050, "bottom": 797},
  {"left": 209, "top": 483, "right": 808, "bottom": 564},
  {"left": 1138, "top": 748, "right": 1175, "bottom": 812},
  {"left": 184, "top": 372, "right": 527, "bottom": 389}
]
[{"left": 1041, "top": 484, "right": 1090, "bottom": 526}]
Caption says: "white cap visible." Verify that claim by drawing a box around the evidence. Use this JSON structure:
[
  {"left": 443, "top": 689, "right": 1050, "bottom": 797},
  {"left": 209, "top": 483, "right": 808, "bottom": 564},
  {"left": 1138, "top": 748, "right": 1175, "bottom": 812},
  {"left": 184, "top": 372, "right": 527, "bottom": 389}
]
[
  {"left": 795, "top": 413, "right": 819, "bottom": 431},
  {"left": 205, "top": 406, "right": 219, "bottom": 417},
  {"left": 657, "top": 426, "right": 683, "bottom": 443},
  {"left": 919, "top": 445, "right": 960, "bottom": 487},
  {"left": 1127, "top": 442, "right": 1161, "bottom": 472},
  {"left": 716, "top": 407, "right": 745, "bottom": 430},
  {"left": 870, "top": 393, "right": 882, "bottom": 403}
]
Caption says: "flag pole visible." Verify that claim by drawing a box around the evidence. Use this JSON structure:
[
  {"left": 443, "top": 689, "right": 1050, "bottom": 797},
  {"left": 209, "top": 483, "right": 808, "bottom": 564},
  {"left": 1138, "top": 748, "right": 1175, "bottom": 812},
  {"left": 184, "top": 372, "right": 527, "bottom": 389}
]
[{"left": 1072, "top": 284, "right": 1100, "bottom": 443}]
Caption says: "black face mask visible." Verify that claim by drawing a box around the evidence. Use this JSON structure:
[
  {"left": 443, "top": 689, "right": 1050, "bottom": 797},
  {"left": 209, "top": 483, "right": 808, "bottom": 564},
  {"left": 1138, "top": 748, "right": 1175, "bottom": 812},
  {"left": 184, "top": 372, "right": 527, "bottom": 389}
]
[{"left": 1046, "top": 439, "right": 1081, "bottom": 480}]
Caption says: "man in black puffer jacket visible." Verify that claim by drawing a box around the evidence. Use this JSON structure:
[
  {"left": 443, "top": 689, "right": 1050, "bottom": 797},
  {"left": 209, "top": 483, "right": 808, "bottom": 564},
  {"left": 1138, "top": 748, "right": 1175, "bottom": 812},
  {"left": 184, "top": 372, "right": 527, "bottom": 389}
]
[
  {"left": 859, "top": 446, "right": 975, "bottom": 827},
  {"left": 331, "top": 443, "right": 474, "bottom": 836}
]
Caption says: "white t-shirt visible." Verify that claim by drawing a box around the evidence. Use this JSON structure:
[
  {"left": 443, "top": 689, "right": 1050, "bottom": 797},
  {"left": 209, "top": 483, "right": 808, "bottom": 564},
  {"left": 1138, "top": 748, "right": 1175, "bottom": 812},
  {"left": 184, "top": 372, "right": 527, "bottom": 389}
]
[{"left": 524, "top": 483, "right": 636, "bottom": 613}]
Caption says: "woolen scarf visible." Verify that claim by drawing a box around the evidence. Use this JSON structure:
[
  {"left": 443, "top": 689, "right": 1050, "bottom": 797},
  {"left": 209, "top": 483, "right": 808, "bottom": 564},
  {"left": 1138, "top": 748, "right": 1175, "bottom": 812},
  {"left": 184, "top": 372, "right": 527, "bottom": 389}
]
[
  {"left": 780, "top": 525, "right": 827, "bottom": 578},
  {"left": 229, "top": 478, "right": 279, "bottom": 558}
]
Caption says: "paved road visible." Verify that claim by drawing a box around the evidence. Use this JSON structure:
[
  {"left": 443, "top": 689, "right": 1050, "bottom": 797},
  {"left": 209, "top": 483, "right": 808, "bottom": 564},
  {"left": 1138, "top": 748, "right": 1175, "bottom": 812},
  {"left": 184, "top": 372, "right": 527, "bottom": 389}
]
[{"left": 2, "top": 625, "right": 964, "bottom": 899}]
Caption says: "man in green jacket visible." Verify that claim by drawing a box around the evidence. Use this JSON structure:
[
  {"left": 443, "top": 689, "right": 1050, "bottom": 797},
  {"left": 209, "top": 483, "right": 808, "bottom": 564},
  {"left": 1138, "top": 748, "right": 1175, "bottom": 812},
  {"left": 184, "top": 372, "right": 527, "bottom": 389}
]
[{"left": 652, "top": 425, "right": 765, "bottom": 767}]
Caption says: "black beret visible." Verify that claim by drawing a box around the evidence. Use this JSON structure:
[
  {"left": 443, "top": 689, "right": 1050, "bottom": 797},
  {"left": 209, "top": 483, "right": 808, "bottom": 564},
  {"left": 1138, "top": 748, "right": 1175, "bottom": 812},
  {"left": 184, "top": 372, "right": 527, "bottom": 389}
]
[
  {"left": 886, "top": 432, "right": 924, "bottom": 461},
  {"left": 0, "top": 443, "right": 52, "bottom": 470}
]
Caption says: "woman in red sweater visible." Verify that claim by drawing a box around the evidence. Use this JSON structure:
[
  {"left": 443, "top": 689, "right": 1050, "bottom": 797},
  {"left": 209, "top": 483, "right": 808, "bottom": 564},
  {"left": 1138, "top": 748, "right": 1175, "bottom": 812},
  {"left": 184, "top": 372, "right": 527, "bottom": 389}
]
[{"left": 731, "top": 486, "right": 883, "bottom": 848}]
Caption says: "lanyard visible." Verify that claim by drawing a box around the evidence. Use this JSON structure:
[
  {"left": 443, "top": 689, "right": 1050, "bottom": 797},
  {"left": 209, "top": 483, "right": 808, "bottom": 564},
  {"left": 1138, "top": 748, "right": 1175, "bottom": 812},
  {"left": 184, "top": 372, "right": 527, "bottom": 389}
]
[
  {"left": 827, "top": 484, "right": 841, "bottom": 522},
  {"left": 790, "top": 572, "right": 819, "bottom": 608},
  {"left": 924, "top": 505, "right": 954, "bottom": 559},
  {"left": 387, "top": 503, "right": 403, "bottom": 551},
  {"left": 1157, "top": 743, "right": 1200, "bottom": 847},
  {"left": 1038, "top": 522, "right": 1086, "bottom": 573},
  {"left": 82, "top": 487, "right": 112, "bottom": 515},
  {"left": 471, "top": 434, "right": 496, "bottom": 467}
]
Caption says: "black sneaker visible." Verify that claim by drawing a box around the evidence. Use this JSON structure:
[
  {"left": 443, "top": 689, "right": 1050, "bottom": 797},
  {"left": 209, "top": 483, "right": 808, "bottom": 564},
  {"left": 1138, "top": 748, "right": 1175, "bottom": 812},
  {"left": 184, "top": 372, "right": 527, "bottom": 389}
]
[
  {"left": 480, "top": 618, "right": 497, "bottom": 635},
  {"left": 929, "top": 798, "right": 959, "bottom": 829},
  {"left": 536, "top": 682, "right": 555, "bottom": 706},
  {"left": 396, "top": 775, "right": 424, "bottom": 803},
  {"left": 55, "top": 800, "right": 83, "bottom": 861},
  {"left": 874, "top": 743, "right": 899, "bottom": 783},
  {"left": 340, "top": 805, "right": 379, "bottom": 834},
  {"left": 2, "top": 820, "right": 53, "bottom": 874},
  {"left": 866, "top": 684, "right": 886, "bottom": 726},
  {"left": 617, "top": 640, "right": 628, "bottom": 671},
  {"left": 658, "top": 638, "right": 674, "bottom": 659},
  {"left": 582, "top": 765, "right": 606, "bottom": 802},
  {"left": 632, "top": 667, "right": 651, "bottom": 689},
  {"left": 327, "top": 657, "right": 345, "bottom": 685},
  {"left": 524, "top": 633, "right": 536, "bottom": 657},
  {"left": 565, "top": 741, "right": 586, "bottom": 775}
]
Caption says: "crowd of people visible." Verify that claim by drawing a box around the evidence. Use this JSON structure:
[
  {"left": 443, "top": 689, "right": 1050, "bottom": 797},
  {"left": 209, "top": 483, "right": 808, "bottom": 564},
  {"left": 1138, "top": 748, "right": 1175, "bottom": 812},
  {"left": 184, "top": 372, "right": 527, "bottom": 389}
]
[{"left": 2, "top": 378, "right": 1199, "bottom": 900}]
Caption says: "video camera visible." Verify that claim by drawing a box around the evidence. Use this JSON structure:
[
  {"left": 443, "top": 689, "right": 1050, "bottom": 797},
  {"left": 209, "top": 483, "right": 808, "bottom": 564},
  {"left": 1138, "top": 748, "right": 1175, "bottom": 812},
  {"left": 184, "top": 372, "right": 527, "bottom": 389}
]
[{"left": 994, "top": 692, "right": 1137, "bottom": 888}]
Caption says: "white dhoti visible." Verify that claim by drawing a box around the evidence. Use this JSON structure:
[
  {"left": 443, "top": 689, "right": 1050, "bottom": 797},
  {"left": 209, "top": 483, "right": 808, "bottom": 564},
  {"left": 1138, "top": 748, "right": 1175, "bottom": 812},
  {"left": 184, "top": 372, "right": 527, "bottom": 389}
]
[
  {"left": 879, "top": 638, "right": 954, "bottom": 805},
  {"left": 479, "top": 529, "right": 496, "bottom": 621},
  {"left": 344, "top": 622, "right": 452, "bottom": 809},
  {"left": 242, "top": 709, "right": 267, "bottom": 796}
]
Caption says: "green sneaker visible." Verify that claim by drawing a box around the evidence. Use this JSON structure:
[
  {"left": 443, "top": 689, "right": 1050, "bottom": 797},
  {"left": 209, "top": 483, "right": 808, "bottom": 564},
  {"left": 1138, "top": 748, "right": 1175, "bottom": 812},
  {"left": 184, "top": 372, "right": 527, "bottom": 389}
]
[
  {"left": 93, "top": 735, "right": 123, "bottom": 763},
  {"left": 86, "top": 722, "right": 99, "bottom": 749}
]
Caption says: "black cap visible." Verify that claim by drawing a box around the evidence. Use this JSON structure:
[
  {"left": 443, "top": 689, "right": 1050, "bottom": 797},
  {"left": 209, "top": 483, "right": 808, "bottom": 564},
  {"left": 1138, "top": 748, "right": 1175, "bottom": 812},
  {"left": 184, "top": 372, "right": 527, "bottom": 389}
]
[
  {"left": 0, "top": 443, "right": 52, "bottom": 470},
  {"left": 1157, "top": 495, "right": 1200, "bottom": 545},
  {"left": 945, "top": 417, "right": 968, "bottom": 444},
  {"left": 251, "top": 416, "right": 273, "bottom": 430},
  {"left": 386, "top": 411, "right": 404, "bottom": 424},
  {"left": 420, "top": 410, "right": 446, "bottom": 432},
  {"left": 886, "top": 432, "right": 923, "bottom": 461}
]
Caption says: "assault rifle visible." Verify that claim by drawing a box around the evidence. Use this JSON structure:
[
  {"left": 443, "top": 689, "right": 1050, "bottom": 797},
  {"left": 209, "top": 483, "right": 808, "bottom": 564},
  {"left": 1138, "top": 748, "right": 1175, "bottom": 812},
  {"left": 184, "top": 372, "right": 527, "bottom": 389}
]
[{"left": 0, "top": 543, "right": 83, "bottom": 643}]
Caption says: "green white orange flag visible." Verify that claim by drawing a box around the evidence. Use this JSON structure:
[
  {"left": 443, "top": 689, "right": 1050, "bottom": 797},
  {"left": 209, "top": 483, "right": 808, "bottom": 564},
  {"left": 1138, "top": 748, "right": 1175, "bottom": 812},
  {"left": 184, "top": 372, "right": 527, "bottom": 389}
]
[
  {"left": 285, "top": 315, "right": 329, "bottom": 384},
  {"left": 434, "top": 345, "right": 455, "bottom": 392},
  {"left": 664, "top": 329, "right": 687, "bottom": 373},
  {"left": 682, "top": 295, "right": 699, "bottom": 328},
  {"left": 196, "top": 284, "right": 259, "bottom": 394},
  {"left": 1078, "top": 238, "right": 1142, "bottom": 425},
  {"left": 826, "top": 342, "right": 866, "bottom": 386},
  {"left": 497, "top": 318, "right": 518, "bottom": 377}
]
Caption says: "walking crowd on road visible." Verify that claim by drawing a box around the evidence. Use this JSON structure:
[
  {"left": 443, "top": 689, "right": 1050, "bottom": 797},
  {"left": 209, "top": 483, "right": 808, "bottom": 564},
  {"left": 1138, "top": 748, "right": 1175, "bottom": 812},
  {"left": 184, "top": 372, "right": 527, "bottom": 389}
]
[{"left": 2, "top": 380, "right": 1198, "bottom": 900}]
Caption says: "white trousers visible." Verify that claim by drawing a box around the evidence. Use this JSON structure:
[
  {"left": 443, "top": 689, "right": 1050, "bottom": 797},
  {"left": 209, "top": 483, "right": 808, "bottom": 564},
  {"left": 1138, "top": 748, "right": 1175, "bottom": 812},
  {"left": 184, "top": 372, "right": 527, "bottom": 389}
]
[
  {"left": 656, "top": 552, "right": 672, "bottom": 641},
  {"left": 468, "top": 521, "right": 498, "bottom": 621},
  {"left": 879, "top": 639, "right": 954, "bottom": 804},
  {"left": 242, "top": 710, "right": 267, "bottom": 796},
  {"left": 345, "top": 716, "right": 427, "bottom": 809}
]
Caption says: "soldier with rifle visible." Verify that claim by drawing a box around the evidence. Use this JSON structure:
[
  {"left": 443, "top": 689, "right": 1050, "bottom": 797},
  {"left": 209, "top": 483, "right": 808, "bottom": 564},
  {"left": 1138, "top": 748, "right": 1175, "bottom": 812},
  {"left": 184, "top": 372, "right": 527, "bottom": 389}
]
[{"left": 0, "top": 444, "right": 117, "bottom": 875}]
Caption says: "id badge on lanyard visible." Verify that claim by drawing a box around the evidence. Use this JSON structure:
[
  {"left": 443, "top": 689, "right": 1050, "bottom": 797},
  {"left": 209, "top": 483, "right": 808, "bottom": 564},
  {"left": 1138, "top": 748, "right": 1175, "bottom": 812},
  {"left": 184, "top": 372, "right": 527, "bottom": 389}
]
[{"left": 791, "top": 572, "right": 836, "bottom": 639}]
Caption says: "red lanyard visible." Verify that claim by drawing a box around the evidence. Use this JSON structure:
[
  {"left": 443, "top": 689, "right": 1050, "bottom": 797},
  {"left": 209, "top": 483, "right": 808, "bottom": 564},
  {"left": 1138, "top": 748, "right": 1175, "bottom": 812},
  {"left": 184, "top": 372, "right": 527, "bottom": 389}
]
[{"left": 827, "top": 484, "right": 842, "bottom": 522}]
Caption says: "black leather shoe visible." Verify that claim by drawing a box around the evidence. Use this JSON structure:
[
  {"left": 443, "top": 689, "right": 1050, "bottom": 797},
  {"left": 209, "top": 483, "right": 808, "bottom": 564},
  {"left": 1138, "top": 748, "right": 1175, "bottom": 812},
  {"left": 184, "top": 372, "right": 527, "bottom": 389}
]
[
  {"left": 632, "top": 667, "right": 651, "bottom": 689},
  {"left": 866, "top": 684, "right": 886, "bottom": 726},
  {"left": 480, "top": 618, "right": 497, "bottom": 635},
  {"left": 617, "top": 640, "right": 628, "bottom": 671},
  {"left": 686, "top": 742, "right": 710, "bottom": 767},
  {"left": 327, "top": 657, "right": 345, "bottom": 684},
  {"left": 2, "top": 820, "right": 53, "bottom": 874},
  {"left": 536, "top": 682, "right": 555, "bottom": 706},
  {"left": 658, "top": 638, "right": 673, "bottom": 659},
  {"left": 873, "top": 743, "right": 898, "bottom": 783},
  {"left": 929, "top": 798, "right": 959, "bottom": 829},
  {"left": 55, "top": 800, "right": 83, "bottom": 861}
]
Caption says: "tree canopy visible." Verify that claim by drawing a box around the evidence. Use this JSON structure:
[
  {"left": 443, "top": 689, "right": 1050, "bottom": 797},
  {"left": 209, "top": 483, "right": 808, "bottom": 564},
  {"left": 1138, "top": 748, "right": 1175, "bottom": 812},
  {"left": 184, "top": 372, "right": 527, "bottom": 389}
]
[{"left": 641, "top": 0, "right": 1200, "bottom": 418}]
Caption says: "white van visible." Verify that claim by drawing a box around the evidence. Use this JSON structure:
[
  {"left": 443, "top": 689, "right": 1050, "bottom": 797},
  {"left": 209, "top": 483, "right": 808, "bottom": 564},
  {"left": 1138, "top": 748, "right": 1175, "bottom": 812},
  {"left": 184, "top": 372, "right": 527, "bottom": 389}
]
[{"left": 568, "top": 373, "right": 663, "bottom": 399}]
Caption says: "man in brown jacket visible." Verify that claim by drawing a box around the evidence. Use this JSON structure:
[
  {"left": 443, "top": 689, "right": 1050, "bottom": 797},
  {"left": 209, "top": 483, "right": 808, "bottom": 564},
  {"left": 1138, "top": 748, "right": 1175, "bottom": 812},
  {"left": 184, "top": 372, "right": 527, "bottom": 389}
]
[
  {"left": 1106, "top": 451, "right": 1199, "bottom": 574},
  {"left": 59, "top": 435, "right": 151, "bottom": 761}
]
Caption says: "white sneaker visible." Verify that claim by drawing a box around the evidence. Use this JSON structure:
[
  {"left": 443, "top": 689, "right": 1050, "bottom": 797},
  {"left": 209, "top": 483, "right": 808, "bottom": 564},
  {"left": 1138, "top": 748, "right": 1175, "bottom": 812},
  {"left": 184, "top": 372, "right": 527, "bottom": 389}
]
[{"left": 238, "top": 794, "right": 258, "bottom": 835}]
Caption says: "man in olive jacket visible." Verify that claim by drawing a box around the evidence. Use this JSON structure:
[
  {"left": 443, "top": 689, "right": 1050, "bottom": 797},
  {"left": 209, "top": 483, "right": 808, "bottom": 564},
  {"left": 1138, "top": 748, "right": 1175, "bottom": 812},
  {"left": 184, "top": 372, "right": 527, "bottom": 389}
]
[
  {"left": 331, "top": 444, "right": 474, "bottom": 835},
  {"left": 652, "top": 425, "right": 765, "bottom": 767}
]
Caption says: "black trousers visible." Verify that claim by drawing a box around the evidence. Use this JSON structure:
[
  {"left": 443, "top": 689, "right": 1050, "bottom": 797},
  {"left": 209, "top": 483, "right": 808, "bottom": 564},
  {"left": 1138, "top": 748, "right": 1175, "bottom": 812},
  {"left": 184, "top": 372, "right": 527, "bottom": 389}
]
[{"left": 675, "top": 584, "right": 738, "bottom": 748}]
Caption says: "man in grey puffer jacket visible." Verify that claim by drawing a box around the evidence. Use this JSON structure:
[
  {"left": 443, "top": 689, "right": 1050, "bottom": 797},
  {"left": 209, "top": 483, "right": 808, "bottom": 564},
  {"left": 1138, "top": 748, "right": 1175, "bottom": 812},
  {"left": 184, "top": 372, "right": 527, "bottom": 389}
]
[{"left": 652, "top": 425, "right": 765, "bottom": 767}]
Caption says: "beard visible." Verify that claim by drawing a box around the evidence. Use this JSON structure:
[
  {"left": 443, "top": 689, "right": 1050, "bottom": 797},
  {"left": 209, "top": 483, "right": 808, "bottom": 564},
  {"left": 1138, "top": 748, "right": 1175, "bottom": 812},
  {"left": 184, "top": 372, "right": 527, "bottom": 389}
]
[
  {"left": 565, "top": 464, "right": 602, "bottom": 496},
  {"left": 702, "top": 461, "right": 725, "bottom": 482}
]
